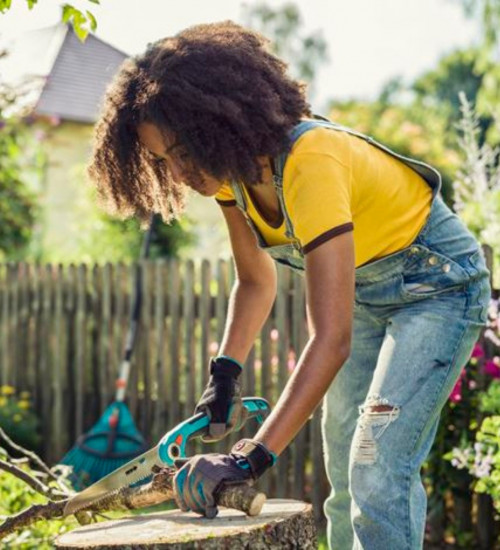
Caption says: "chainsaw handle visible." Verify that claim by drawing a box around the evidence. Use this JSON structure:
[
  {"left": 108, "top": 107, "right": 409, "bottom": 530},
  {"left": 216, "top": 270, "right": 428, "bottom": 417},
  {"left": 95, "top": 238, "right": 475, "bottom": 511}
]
[
  {"left": 157, "top": 398, "right": 271, "bottom": 465},
  {"left": 241, "top": 397, "right": 270, "bottom": 425}
]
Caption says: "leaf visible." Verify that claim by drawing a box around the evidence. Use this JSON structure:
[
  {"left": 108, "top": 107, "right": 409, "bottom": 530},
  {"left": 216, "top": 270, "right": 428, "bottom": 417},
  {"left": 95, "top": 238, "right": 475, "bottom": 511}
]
[
  {"left": 0, "top": 0, "right": 12, "bottom": 13},
  {"left": 26, "top": 0, "right": 38, "bottom": 9},
  {"left": 61, "top": 4, "right": 74, "bottom": 24},
  {"left": 73, "top": 9, "right": 90, "bottom": 41},
  {"left": 87, "top": 0, "right": 100, "bottom": 3},
  {"left": 62, "top": 5, "right": 90, "bottom": 42},
  {"left": 86, "top": 10, "right": 97, "bottom": 32},
  {"left": 73, "top": 23, "right": 89, "bottom": 43}
]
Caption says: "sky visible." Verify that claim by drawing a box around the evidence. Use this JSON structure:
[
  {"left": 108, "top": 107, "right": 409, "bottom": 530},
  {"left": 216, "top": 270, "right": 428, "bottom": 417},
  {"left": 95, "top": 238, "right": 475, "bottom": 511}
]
[{"left": 0, "top": 0, "right": 481, "bottom": 111}]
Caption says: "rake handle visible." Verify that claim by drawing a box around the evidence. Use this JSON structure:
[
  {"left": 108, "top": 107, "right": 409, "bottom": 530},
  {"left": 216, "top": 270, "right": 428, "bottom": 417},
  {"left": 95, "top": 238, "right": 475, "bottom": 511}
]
[{"left": 115, "top": 214, "right": 159, "bottom": 402}]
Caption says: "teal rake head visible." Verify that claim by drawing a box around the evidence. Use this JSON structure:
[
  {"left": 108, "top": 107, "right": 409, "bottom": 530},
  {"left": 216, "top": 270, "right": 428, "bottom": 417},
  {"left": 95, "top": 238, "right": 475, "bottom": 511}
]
[{"left": 60, "top": 402, "right": 148, "bottom": 489}]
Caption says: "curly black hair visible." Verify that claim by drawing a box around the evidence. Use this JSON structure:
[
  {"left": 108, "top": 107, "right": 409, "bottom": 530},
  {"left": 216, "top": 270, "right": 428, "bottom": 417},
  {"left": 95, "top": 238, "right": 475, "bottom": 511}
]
[{"left": 89, "top": 20, "right": 311, "bottom": 222}]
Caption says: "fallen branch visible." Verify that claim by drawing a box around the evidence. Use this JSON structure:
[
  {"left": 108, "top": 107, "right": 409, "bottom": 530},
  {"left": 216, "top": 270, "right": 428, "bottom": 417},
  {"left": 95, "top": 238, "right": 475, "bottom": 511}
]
[
  {"left": 0, "top": 458, "right": 58, "bottom": 500},
  {"left": 0, "top": 426, "right": 71, "bottom": 500},
  {"left": 0, "top": 427, "right": 65, "bottom": 486},
  {"left": 0, "top": 467, "right": 176, "bottom": 540},
  {"left": 0, "top": 466, "right": 265, "bottom": 541}
]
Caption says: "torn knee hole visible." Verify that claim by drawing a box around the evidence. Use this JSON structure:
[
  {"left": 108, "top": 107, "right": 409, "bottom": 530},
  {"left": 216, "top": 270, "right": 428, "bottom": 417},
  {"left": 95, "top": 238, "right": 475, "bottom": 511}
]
[
  {"left": 366, "top": 404, "right": 394, "bottom": 413},
  {"left": 353, "top": 398, "right": 401, "bottom": 465},
  {"left": 361, "top": 395, "right": 400, "bottom": 417}
]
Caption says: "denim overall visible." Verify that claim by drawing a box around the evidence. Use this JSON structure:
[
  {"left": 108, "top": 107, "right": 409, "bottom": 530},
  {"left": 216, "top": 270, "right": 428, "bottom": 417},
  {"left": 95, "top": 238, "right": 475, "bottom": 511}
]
[{"left": 231, "top": 119, "right": 491, "bottom": 549}]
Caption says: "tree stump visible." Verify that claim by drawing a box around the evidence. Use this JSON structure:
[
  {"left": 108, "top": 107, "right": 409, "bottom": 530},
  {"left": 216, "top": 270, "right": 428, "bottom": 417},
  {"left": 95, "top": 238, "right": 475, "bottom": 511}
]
[{"left": 55, "top": 499, "right": 317, "bottom": 549}]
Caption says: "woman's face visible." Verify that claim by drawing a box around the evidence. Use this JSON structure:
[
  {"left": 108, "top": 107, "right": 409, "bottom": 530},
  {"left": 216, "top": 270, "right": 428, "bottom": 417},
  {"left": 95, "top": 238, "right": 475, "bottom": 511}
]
[{"left": 137, "top": 122, "right": 223, "bottom": 197}]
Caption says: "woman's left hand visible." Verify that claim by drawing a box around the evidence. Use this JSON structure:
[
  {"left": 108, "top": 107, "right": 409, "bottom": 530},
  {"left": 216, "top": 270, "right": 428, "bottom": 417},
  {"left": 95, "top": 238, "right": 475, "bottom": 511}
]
[
  {"left": 173, "top": 453, "right": 253, "bottom": 518},
  {"left": 173, "top": 439, "right": 276, "bottom": 518}
]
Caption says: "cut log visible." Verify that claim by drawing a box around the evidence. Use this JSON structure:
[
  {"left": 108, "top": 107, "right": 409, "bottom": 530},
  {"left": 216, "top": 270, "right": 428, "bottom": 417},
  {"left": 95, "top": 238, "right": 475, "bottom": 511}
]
[{"left": 55, "top": 499, "right": 317, "bottom": 549}]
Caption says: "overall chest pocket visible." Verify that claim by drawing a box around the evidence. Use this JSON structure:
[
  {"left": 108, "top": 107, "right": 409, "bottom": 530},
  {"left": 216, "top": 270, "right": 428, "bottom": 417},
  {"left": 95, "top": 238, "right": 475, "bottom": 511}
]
[{"left": 399, "top": 245, "right": 469, "bottom": 300}]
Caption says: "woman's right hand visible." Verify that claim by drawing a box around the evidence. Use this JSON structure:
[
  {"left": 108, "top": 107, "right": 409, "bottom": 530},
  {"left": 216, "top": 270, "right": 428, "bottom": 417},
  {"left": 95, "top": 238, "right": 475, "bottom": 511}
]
[{"left": 195, "top": 356, "right": 245, "bottom": 442}]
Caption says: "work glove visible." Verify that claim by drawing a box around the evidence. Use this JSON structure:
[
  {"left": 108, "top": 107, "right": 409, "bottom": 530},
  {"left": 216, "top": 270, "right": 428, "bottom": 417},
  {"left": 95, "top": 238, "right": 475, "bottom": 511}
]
[
  {"left": 173, "top": 439, "right": 276, "bottom": 518},
  {"left": 195, "top": 356, "right": 245, "bottom": 442}
]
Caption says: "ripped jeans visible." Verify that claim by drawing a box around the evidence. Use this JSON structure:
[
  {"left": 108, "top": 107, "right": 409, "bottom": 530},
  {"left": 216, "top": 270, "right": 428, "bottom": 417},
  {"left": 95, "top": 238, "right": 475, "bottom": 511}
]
[{"left": 322, "top": 196, "right": 491, "bottom": 550}]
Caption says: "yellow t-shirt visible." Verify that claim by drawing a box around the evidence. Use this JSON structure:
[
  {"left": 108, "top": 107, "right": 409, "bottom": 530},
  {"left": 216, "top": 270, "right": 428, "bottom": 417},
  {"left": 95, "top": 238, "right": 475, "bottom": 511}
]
[{"left": 215, "top": 126, "right": 432, "bottom": 267}]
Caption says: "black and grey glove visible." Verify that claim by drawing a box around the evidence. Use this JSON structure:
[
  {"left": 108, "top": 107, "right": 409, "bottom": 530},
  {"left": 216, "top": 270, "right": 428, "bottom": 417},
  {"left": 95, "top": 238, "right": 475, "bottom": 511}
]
[
  {"left": 174, "top": 439, "right": 276, "bottom": 518},
  {"left": 195, "top": 356, "right": 245, "bottom": 442}
]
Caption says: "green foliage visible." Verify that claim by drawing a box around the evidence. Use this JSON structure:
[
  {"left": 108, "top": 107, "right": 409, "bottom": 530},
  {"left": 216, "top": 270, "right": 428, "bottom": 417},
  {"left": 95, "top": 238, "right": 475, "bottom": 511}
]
[
  {"left": 0, "top": 386, "right": 40, "bottom": 453},
  {"left": 457, "top": 0, "right": 500, "bottom": 52},
  {"left": 0, "top": 80, "right": 38, "bottom": 261},
  {"left": 38, "top": 171, "right": 196, "bottom": 263},
  {"left": 0, "top": 0, "right": 11, "bottom": 11},
  {"left": 0, "top": 0, "right": 99, "bottom": 42},
  {"left": 0, "top": 462, "right": 76, "bottom": 548},
  {"left": 480, "top": 379, "right": 500, "bottom": 415},
  {"left": 454, "top": 0, "right": 500, "bottom": 143},
  {"left": 473, "top": 415, "right": 500, "bottom": 508},
  {"left": 445, "top": 385, "right": 500, "bottom": 513},
  {"left": 241, "top": 2, "right": 328, "bottom": 92},
  {"left": 412, "top": 48, "right": 493, "bottom": 140},
  {"left": 61, "top": 3, "right": 97, "bottom": 42},
  {"left": 74, "top": 208, "right": 196, "bottom": 263}
]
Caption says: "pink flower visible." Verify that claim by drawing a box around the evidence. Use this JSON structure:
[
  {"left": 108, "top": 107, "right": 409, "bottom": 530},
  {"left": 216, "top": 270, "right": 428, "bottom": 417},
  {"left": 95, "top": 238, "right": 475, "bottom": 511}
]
[
  {"left": 471, "top": 343, "right": 485, "bottom": 358},
  {"left": 449, "top": 378, "right": 463, "bottom": 402},
  {"left": 483, "top": 359, "right": 500, "bottom": 379},
  {"left": 449, "top": 368, "right": 466, "bottom": 402}
]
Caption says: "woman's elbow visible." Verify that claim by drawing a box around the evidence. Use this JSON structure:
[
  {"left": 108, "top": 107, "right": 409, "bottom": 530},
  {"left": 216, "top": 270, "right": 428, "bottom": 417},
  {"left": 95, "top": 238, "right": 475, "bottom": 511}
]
[{"left": 313, "top": 328, "right": 352, "bottom": 364}]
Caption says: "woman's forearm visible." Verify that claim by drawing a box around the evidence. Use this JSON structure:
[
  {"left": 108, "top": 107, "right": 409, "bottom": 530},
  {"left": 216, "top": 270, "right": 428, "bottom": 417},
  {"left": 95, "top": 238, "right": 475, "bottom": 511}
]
[
  {"left": 253, "top": 334, "right": 350, "bottom": 455},
  {"left": 218, "top": 279, "right": 277, "bottom": 364}
]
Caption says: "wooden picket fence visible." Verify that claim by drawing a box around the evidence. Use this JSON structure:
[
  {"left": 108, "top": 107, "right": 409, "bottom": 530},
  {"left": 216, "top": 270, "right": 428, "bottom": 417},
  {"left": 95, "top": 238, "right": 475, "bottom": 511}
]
[{"left": 0, "top": 259, "right": 329, "bottom": 520}]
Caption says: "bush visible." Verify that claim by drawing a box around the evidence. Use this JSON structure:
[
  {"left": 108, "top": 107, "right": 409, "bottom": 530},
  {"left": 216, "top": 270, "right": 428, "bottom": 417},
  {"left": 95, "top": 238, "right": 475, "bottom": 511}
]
[
  {"left": 0, "top": 386, "right": 41, "bottom": 453},
  {"left": 0, "top": 464, "right": 76, "bottom": 549},
  {"left": 446, "top": 296, "right": 500, "bottom": 514},
  {"left": 448, "top": 380, "right": 500, "bottom": 513}
]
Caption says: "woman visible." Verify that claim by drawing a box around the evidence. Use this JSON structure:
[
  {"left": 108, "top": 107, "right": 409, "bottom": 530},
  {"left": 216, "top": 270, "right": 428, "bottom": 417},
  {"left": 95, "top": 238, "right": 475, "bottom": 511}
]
[{"left": 89, "top": 21, "right": 490, "bottom": 550}]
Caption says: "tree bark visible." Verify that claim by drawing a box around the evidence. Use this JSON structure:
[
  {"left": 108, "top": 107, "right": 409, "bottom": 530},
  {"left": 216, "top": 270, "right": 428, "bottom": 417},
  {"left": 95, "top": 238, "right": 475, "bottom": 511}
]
[{"left": 55, "top": 499, "right": 317, "bottom": 549}]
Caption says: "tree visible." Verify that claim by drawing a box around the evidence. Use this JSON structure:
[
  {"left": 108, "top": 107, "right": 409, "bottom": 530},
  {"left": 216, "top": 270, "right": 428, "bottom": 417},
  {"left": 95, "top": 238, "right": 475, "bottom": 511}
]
[
  {"left": 75, "top": 212, "right": 196, "bottom": 263},
  {"left": 241, "top": 2, "right": 328, "bottom": 95},
  {"left": 412, "top": 48, "right": 494, "bottom": 146},
  {"left": 0, "top": 69, "right": 38, "bottom": 261},
  {"left": 453, "top": 0, "right": 500, "bottom": 143},
  {"left": 0, "top": 0, "right": 98, "bottom": 41}
]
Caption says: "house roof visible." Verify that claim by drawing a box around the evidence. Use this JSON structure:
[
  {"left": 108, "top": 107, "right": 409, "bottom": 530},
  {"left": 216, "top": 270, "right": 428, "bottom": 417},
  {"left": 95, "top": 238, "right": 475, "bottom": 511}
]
[{"left": 1, "top": 24, "right": 128, "bottom": 123}]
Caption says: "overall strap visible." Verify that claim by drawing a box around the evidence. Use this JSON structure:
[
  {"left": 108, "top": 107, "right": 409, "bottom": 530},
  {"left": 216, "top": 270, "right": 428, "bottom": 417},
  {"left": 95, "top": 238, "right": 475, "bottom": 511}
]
[
  {"left": 229, "top": 180, "right": 268, "bottom": 247},
  {"left": 273, "top": 117, "right": 442, "bottom": 196}
]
